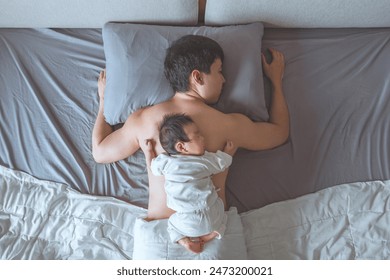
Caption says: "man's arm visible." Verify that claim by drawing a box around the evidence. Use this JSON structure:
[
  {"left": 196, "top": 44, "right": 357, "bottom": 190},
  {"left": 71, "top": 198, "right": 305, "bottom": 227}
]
[
  {"left": 92, "top": 70, "right": 140, "bottom": 163},
  {"left": 228, "top": 49, "right": 289, "bottom": 151}
]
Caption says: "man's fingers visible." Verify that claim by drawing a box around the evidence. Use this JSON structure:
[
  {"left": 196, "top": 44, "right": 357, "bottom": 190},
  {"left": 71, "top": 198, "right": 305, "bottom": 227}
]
[
  {"left": 261, "top": 53, "right": 269, "bottom": 66},
  {"left": 146, "top": 139, "right": 153, "bottom": 146},
  {"left": 270, "top": 48, "right": 285, "bottom": 62},
  {"left": 99, "top": 69, "right": 106, "bottom": 80}
]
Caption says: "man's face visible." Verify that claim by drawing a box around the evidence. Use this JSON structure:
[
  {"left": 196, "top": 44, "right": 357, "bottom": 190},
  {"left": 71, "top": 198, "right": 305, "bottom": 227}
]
[{"left": 201, "top": 59, "right": 225, "bottom": 104}]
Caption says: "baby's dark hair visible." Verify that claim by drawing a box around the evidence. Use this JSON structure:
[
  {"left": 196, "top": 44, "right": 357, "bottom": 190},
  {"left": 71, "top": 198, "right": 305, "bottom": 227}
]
[
  {"left": 159, "top": 113, "right": 194, "bottom": 155},
  {"left": 164, "top": 35, "right": 224, "bottom": 93}
]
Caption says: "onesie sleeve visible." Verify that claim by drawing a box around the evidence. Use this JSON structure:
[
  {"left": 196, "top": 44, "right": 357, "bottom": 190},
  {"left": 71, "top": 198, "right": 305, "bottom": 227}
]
[
  {"left": 150, "top": 154, "right": 169, "bottom": 176},
  {"left": 203, "top": 151, "right": 232, "bottom": 175}
]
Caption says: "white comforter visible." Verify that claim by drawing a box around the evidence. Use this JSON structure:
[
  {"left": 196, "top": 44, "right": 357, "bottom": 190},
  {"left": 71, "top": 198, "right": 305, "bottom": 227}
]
[
  {"left": 1, "top": 165, "right": 390, "bottom": 259},
  {"left": 0, "top": 165, "right": 146, "bottom": 259},
  {"left": 241, "top": 180, "right": 390, "bottom": 259}
]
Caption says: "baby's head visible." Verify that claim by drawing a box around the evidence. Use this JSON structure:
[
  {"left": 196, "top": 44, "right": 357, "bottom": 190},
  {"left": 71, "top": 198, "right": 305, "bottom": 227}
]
[{"left": 159, "top": 113, "right": 205, "bottom": 156}]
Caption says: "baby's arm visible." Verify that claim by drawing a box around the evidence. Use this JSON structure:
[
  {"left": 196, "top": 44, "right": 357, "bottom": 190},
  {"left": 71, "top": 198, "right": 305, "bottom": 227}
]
[
  {"left": 204, "top": 141, "right": 236, "bottom": 175},
  {"left": 223, "top": 140, "right": 236, "bottom": 156}
]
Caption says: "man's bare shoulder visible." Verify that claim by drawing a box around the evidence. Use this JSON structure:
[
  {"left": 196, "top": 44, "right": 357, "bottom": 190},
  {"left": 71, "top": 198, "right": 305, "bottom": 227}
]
[
  {"left": 122, "top": 102, "right": 174, "bottom": 139},
  {"left": 136, "top": 100, "right": 177, "bottom": 116},
  {"left": 210, "top": 111, "right": 249, "bottom": 125},
  {"left": 122, "top": 108, "right": 154, "bottom": 134},
  {"left": 224, "top": 112, "right": 249, "bottom": 122},
  {"left": 125, "top": 104, "right": 165, "bottom": 122}
]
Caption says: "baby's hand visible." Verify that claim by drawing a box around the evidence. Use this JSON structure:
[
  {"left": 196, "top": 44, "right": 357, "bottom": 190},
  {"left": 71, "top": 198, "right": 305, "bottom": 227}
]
[
  {"left": 223, "top": 140, "right": 236, "bottom": 156},
  {"left": 178, "top": 237, "right": 204, "bottom": 254}
]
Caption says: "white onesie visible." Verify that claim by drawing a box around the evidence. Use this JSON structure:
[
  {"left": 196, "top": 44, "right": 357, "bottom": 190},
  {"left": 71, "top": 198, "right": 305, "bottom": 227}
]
[{"left": 151, "top": 150, "right": 232, "bottom": 242}]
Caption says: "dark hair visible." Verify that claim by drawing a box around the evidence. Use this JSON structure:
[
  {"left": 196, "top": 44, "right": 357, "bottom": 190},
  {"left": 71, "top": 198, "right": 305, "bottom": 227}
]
[
  {"left": 159, "top": 113, "right": 194, "bottom": 155},
  {"left": 164, "top": 35, "right": 224, "bottom": 93}
]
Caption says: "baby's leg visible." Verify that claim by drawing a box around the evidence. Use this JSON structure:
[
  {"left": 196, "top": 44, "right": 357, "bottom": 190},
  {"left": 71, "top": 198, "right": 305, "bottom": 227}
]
[
  {"left": 177, "top": 237, "right": 204, "bottom": 254},
  {"left": 213, "top": 169, "right": 228, "bottom": 210},
  {"left": 200, "top": 231, "right": 219, "bottom": 243},
  {"left": 215, "top": 186, "right": 227, "bottom": 210}
]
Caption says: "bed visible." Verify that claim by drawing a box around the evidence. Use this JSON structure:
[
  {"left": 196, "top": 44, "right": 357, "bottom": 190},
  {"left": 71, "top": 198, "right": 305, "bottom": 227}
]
[{"left": 1, "top": 0, "right": 390, "bottom": 259}]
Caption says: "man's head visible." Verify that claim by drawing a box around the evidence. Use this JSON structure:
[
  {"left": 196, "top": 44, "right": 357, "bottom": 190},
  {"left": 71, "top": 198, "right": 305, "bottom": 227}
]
[
  {"left": 164, "top": 35, "right": 225, "bottom": 98},
  {"left": 159, "top": 113, "right": 205, "bottom": 156}
]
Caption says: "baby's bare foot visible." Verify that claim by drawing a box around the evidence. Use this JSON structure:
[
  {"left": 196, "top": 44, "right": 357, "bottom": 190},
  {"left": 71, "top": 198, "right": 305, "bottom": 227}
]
[
  {"left": 200, "top": 231, "right": 219, "bottom": 243},
  {"left": 178, "top": 237, "right": 204, "bottom": 254}
]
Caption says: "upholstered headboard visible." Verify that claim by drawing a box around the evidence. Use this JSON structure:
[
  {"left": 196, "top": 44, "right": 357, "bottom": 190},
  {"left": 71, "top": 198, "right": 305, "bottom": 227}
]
[
  {"left": 2, "top": 0, "right": 390, "bottom": 28},
  {"left": 205, "top": 0, "right": 390, "bottom": 28},
  {"left": 0, "top": 0, "right": 199, "bottom": 27}
]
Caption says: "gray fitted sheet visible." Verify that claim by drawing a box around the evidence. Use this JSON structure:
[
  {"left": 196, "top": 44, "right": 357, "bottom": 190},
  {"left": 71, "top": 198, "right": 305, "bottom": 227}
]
[
  {"left": 1, "top": 28, "right": 390, "bottom": 213},
  {"left": 228, "top": 28, "right": 390, "bottom": 212},
  {"left": 0, "top": 29, "right": 148, "bottom": 208}
]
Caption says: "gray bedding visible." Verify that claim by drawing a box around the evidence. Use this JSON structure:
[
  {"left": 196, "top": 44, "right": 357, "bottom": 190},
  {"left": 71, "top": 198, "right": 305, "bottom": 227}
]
[
  {"left": 0, "top": 29, "right": 148, "bottom": 208},
  {"left": 228, "top": 28, "right": 390, "bottom": 212},
  {"left": 1, "top": 28, "right": 390, "bottom": 213}
]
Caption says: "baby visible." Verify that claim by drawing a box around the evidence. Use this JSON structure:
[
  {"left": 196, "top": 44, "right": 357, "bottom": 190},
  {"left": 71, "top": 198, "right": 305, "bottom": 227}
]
[{"left": 145, "top": 113, "right": 235, "bottom": 254}]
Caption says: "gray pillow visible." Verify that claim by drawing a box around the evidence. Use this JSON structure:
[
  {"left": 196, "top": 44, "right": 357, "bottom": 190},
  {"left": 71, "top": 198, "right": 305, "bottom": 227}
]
[{"left": 102, "top": 22, "right": 267, "bottom": 125}]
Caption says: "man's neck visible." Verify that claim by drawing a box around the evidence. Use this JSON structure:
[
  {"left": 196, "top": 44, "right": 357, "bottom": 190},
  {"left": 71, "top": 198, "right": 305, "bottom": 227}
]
[{"left": 174, "top": 91, "right": 206, "bottom": 103}]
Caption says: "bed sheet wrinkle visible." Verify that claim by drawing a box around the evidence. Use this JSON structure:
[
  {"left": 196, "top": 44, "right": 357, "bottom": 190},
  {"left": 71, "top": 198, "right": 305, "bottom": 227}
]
[{"left": 39, "top": 29, "right": 104, "bottom": 59}]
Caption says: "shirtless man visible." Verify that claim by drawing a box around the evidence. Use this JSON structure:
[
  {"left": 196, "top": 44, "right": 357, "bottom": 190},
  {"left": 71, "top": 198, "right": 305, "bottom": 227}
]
[{"left": 92, "top": 35, "right": 289, "bottom": 221}]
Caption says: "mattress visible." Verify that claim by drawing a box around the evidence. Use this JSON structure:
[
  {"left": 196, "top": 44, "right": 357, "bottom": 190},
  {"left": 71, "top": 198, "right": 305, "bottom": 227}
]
[{"left": 1, "top": 27, "right": 390, "bottom": 213}]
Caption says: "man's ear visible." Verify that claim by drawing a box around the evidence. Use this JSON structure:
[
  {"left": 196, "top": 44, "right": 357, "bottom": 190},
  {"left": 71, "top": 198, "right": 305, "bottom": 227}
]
[
  {"left": 175, "top": 141, "right": 187, "bottom": 153},
  {"left": 190, "top": 70, "right": 204, "bottom": 85}
]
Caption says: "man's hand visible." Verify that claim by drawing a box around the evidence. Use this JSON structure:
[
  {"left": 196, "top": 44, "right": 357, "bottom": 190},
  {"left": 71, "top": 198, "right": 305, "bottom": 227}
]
[
  {"left": 145, "top": 139, "right": 157, "bottom": 167},
  {"left": 261, "top": 48, "right": 285, "bottom": 86},
  {"left": 223, "top": 140, "right": 236, "bottom": 156},
  {"left": 98, "top": 70, "right": 106, "bottom": 101}
]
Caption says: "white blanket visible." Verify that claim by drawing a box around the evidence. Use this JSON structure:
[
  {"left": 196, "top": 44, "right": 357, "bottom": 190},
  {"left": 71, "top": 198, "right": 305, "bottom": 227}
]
[
  {"left": 241, "top": 181, "right": 390, "bottom": 259},
  {"left": 1, "top": 165, "right": 390, "bottom": 259},
  {"left": 0, "top": 165, "right": 246, "bottom": 259},
  {"left": 0, "top": 165, "right": 145, "bottom": 259}
]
